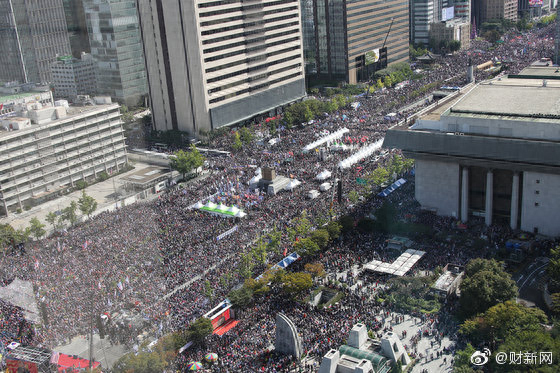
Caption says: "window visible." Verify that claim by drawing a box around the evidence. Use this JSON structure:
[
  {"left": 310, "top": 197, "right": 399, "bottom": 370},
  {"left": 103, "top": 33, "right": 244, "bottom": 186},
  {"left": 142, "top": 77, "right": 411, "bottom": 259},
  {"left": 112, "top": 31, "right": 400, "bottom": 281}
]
[
  {"left": 536, "top": 179, "right": 540, "bottom": 184},
  {"left": 535, "top": 202, "right": 539, "bottom": 207},
  {"left": 535, "top": 190, "right": 540, "bottom": 195}
]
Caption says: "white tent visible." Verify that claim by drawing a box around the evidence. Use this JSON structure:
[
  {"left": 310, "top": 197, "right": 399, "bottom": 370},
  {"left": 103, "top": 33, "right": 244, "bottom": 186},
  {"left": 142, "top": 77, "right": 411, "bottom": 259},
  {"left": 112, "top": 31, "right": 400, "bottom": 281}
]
[
  {"left": 338, "top": 139, "right": 384, "bottom": 169},
  {"left": 285, "top": 179, "right": 301, "bottom": 191},
  {"left": 194, "top": 201, "right": 203, "bottom": 209},
  {"left": 249, "top": 175, "right": 262, "bottom": 185},
  {"left": 205, "top": 201, "right": 217, "bottom": 209},
  {"left": 235, "top": 211, "right": 247, "bottom": 218},
  {"left": 303, "top": 127, "right": 350, "bottom": 152},
  {"left": 316, "top": 170, "right": 332, "bottom": 181},
  {"left": 218, "top": 203, "right": 228, "bottom": 211},
  {"left": 228, "top": 206, "right": 240, "bottom": 214}
]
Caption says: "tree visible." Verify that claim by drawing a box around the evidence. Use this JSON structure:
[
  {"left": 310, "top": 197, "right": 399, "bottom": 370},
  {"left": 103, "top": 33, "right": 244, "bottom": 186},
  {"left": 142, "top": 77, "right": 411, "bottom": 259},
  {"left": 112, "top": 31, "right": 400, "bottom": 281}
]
[
  {"left": 483, "top": 30, "right": 501, "bottom": 43},
  {"left": 460, "top": 300, "right": 548, "bottom": 346},
  {"left": 186, "top": 317, "right": 213, "bottom": 346},
  {"left": 326, "top": 221, "right": 341, "bottom": 240},
  {"left": 244, "top": 278, "right": 270, "bottom": 297},
  {"left": 267, "top": 225, "right": 282, "bottom": 253},
  {"left": 113, "top": 351, "right": 166, "bottom": 373},
  {"left": 310, "top": 229, "right": 330, "bottom": 249},
  {"left": 374, "top": 201, "right": 397, "bottom": 232},
  {"left": 383, "top": 75, "right": 393, "bottom": 88},
  {"left": 75, "top": 180, "right": 87, "bottom": 190},
  {"left": 239, "top": 127, "right": 254, "bottom": 144},
  {"left": 460, "top": 259, "right": 518, "bottom": 317},
  {"left": 0, "top": 223, "right": 16, "bottom": 248},
  {"left": 78, "top": 190, "right": 98, "bottom": 219},
  {"left": 287, "top": 211, "right": 312, "bottom": 242},
  {"left": 548, "top": 245, "right": 560, "bottom": 292},
  {"left": 338, "top": 215, "right": 354, "bottom": 234},
  {"left": 453, "top": 343, "right": 476, "bottom": 370},
  {"left": 448, "top": 40, "right": 461, "bottom": 52},
  {"left": 186, "top": 144, "right": 205, "bottom": 174},
  {"left": 238, "top": 251, "right": 254, "bottom": 279},
  {"left": 203, "top": 280, "right": 214, "bottom": 302},
  {"left": 305, "top": 263, "right": 326, "bottom": 278},
  {"left": 231, "top": 131, "right": 243, "bottom": 151},
  {"left": 62, "top": 201, "right": 79, "bottom": 226},
  {"left": 169, "top": 150, "right": 193, "bottom": 180},
  {"left": 282, "top": 272, "right": 312, "bottom": 297},
  {"left": 228, "top": 286, "right": 253, "bottom": 309},
  {"left": 29, "top": 217, "right": 46, "bottom": 240},
  {"left": 120, "top": 105, "right": 135, "bottom": 124},
  {"left": 45, "top": 212, "right": 58, "bottom": 231},
  {"left": 348, "top": 190, "right": 360, "bottom": 204},
  {"left": 294, "top": 238, "right": 320, "bottom": 258},
  {"left": 251, "top": 236, "right": 268, "bottom": 265},
  {"left": 369, "top": 167, "right": 390, "bottom": 188}
]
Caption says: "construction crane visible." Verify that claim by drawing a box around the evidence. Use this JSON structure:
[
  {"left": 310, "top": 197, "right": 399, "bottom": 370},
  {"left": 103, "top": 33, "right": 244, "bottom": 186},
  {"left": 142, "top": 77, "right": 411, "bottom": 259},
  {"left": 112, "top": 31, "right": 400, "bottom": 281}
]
[{"left": 365, "top": 17, "right": 394, "bottom": 99}]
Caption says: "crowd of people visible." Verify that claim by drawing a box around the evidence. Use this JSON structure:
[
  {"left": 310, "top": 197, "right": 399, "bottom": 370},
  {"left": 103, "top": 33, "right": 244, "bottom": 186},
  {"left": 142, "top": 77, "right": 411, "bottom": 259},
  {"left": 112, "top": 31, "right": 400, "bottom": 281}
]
[{"left": 0, "top": 21, "right": 556, "bottom": 372}]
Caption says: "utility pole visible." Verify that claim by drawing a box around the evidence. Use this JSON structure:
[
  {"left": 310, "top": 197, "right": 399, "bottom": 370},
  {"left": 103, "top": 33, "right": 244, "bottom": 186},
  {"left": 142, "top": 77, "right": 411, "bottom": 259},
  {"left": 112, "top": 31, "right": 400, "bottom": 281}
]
[{"left": 89, "top": 294, "right": 94, "bottom": 370}]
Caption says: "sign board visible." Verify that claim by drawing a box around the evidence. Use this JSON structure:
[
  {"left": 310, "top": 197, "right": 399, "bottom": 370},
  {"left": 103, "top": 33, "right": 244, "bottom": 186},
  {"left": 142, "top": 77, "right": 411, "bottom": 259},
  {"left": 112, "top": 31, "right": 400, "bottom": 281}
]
[
  {"left": 529, "top": 0, "right": 543, "bottom": 6},
  {"left": 365, "top": 49, "right": 380, "bottom": 65},
  {"left": 441, "top": 6, "right": 454, "bottom": 21}
]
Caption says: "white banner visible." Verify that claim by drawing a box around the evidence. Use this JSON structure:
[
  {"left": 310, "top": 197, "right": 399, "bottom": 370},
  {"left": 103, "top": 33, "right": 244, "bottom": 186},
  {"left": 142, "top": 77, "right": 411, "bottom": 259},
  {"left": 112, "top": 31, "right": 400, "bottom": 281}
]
[{"left": 216, "top": 225, "right": 238, "bottom": 241}]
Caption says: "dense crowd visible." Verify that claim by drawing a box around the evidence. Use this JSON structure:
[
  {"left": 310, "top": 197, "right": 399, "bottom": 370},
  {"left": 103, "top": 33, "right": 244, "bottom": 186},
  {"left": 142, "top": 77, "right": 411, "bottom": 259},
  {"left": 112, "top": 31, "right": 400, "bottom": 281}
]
[{"left": 0, "top": 22, "right": 556, "bottom": 372}]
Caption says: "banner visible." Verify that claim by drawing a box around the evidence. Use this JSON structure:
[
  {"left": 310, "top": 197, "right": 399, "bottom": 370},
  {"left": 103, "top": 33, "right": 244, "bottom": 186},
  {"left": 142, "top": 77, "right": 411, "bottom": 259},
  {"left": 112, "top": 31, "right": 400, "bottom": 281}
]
[
  {"left": 365, "top": 49, "right": 380, "bottom": 65},
  {"left": 216, "top": 225, "right": 238, "bottom": 241}
]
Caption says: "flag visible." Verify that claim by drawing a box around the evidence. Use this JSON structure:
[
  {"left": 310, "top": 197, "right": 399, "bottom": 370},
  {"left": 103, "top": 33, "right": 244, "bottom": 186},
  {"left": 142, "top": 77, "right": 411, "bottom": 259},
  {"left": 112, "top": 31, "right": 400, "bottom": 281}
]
[
  {"left": 117, "top": 281, "right": 123, "bottom": 291},
  {"left": 83, "top": 241, "right": 88, "bottom": 250},
  {"left": 283, "top": 247, "right": 288, "bottom": 257},
  {"left": 50, "top": 351, "right": 60, "bottom": 364},
  {"left": 34, "top": 259, "right": 39, "bottom": 269},
  {"left": 125, "top": 275, "right": 130, "bottom": 285},
  {"left": 56, "top": 240, "right": 61, "bottom": 252},
  {"left": 98, "top": 281, "right": 102, "bottom": 290}
]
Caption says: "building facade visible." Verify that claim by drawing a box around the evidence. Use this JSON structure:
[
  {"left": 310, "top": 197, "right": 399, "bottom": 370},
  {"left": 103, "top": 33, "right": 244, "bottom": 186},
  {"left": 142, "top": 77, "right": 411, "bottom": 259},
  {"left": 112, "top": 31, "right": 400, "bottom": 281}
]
[
  {"left": 0, "top": 99, "right": 127, "bottom": 216},
  {"left": 302, "top": 0, "right": 409, "bottom": 84},
  {"left": 384, "top": 66, "right": 560, "bottom": 236},
  {"left": 63, "top": 0, "right": 90, "bottom": 58},
  {"left": 51, "top": 53, "right": 97, "bottom": 101},
  {"left": 411, "top": 0, "right": 442, "bottom": 45},
  {"left": 482, "top": 0, "right": 518, "bottom": 22},
  {"left": 0, "top": 0, "right": 72, "bottom": 84},
  {"left": 83, "top": 0, "right": 148, "bottom": 106},
  {"left": 136, "top": 0, "right": 306, "bottom": 136},
  {"left": 429, "top": 19, "right": 471, "bottom": 50}
]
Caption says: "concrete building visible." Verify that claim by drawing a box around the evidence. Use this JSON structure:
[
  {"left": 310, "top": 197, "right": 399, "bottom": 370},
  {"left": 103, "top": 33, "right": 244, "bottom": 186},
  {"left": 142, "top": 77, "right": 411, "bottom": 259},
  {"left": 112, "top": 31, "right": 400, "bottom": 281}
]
[
  {"left": 51, "top": 53, "right": 97, "bottom": 101},
  {"left": 411, "top": 0, "right": 443, "bottom": 45},
  {"left": 454, "top": 0, "right": 472, "bottom": 20},
  {"left": 62, "top": 0, "right": 90, "bottom": 58},
  {"left": 473, "top": 0, "right": 517, "bottom": 25},
  {"left": 429, "top": 18, "right": 471, "bottom": 50},
  {"left": 136, "top": 0, "right": 306, "bottom": 136},
  {"left": 0, "top": 0, "right": 72, "bottom": 84},
  {"left": 83, "top": 0, "right": 148, "bottom": 106},
  {"left": 0, "top": 96, "right": 127, "bottom": 216},
  {"left": 383, "top": 65, "right": 560, "bottom": 236},
  {"left": 302, "top": 0, "right": 409, "bottom": 83},
  {"left": 0, "top": 83, "right": 54, "bottom": 116}
]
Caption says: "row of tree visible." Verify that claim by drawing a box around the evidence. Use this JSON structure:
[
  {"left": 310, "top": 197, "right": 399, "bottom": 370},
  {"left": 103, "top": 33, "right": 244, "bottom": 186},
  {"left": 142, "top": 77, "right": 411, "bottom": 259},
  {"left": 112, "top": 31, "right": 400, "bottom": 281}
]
[
  {"left": 282, "top": 94, "right": 351, "bottom": 128},
  {"left": 169, "top": 145, "right": 205, "bottom": 180}
]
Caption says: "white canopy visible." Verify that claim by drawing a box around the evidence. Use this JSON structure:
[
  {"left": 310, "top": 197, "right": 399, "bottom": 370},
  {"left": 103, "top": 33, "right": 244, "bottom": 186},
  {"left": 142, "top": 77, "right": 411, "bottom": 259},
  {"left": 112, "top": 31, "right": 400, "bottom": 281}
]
[
  {"left": 338, "top": 139, "right": 384, "bottom": 169},
  {"left": 194, "top": 201, "right": 203, "bottom": 209},
  {"left": 228, "top": 206, "right": 240, "bottom": 214},
  {"left": 205, "top": 201, "right": 217, "bottom": 209},
  {"left": 285, "top": 179, "right": 301, "bottom": 190},
  {"left": 218, "top": 203, "right": 228, "bottom": 211},
  {"left": 316, "top": 170, "right": 332, "bottom": 181},
  {"left": 249, "top": 175, "right": 262, "bottom": 184},
  {"left": 303, "top": 127, "right": 350, "bottom": 152},
  {"left": 235, "top": 211, "right": 247, "bottom": 218}
]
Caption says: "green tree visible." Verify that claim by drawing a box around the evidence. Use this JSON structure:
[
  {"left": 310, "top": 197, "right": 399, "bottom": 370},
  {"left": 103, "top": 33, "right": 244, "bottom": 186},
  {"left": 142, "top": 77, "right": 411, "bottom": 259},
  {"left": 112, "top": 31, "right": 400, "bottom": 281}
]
[
  {"left": 376, "top": 78, "right": 384, "bottom": 89},
  {"left": 113, "top": 351, "right": 166, "bottom": 373},
  {"left": 170, "top": 150, "right": 193, "bottom": 180},
  {"left": 239, "top": 127, "right": 254, "bottom": 144},
  {"left": 374, "top": 201, "right": 397, "bottom": 232},
  {"left": 326, "top": 221, "right": 341, "bottom": 240},
  {"left": 460, "top": 300, "right": 548, "bottom": 346},
  {"left": 267, "top": 225, "right": 282, "bottom": 252},
  {"left": 338, "top": 215, "right": 354, "bottom": 234},
  {"left": 120, "top": 105, "right": 135, "bottom": 123},
  {"left": 310, "top": 229, "right": 330, "bottom": 249},
  {"left": 187, "top": 144, "right": 204, "bottom": 174},
  {"left": 244, "top": 278, "right": 270, "bottom": 297},
  {"left": 287, "top": 211, "right": 312, "bottom": 242},
  {"left": 294, "top": 237, "right": 320, "bottom": 258},
  {"left": 45, "top": 212, "right": 58, "bottom": 231},
  {"left": 62, "top": 201, "right": 79, "bottom": 226},
  {"left": 453, "top": 343, "right": 476, "bottom": 370},
  {"left": 203, "top": 280, "right": 214, "bottom": 302},
  {"left": 29, "top": 217, "right": 46, "bottom": 240},
  {"left": 460, "top": 259, "right": 518, "bottom": 317},
  {"left": 232, "top": 131, "right": 243, "bottom": 151},
  {"left": 228, "top": 286, "right": 253, "bottom": 309},
  {"left": 348, "top": 190, "right": 360, "bottom": 204},
  {"left": 547, "top": 245, "right": 560, "bottom": 292},
  {"left": 304, "top": 263, "right": 326, "bottom": 278},
  {"left": 383, "top": 75, "right": 393, "bottom": 88},
  {"left": 251, "top": 236, "right": 268, "bottom": 265},
  {"left": 75, "top": 180, "right": 87, "bottom": 190},
  {"left": 282, "top": 272, "right": 312, "bottom": 297},
  {"left": 239, "top": 251, "right": 254, "bottom": 279},
  {"left": 78, "top": 190, "right": 98, "bottom": 219},
  {"left": 186, "top": 317, "right": 214, "bottom": 346},
  {"left": 369, "top": 167, "right": 390, "bottom": 188},
  {"left": 448, "top": 40, "right": 461, "bottom": 52},
  {"left": 0, "top": 223, "right": 16, "bottom": 248}
]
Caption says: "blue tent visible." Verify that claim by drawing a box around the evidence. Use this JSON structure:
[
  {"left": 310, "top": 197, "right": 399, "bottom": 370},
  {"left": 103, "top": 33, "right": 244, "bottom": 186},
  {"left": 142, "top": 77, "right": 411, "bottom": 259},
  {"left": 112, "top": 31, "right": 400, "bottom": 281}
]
[{"left": 378, "top": 178, "right": 407, "bottom": 197}]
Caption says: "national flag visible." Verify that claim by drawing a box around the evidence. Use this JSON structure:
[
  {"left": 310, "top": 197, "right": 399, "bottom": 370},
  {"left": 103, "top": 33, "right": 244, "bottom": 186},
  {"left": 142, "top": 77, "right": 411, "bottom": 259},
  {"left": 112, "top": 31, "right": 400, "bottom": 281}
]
[
  {"left": 117, "top": 281, "right": 123, "bottom": 291},
  {"left": 283, "top": 247, "right": 288, "bottom": 257}
]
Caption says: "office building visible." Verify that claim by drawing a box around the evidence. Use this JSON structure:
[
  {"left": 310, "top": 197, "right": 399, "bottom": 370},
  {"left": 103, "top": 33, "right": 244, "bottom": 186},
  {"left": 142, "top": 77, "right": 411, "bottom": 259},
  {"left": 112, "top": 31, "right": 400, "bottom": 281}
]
[
  {"left": 429, "top": 18, "right": 471, "bottom": 50},
  {"left": 0, "top": 96, "right": 127, "bottom": 216},
  {"left": 473, "top": 0, "right": 517, "bottom": 26},
  {"left": 83, "top": 0, "right": 148, "bottom": 106},
  {"left": 454, "top": 0, "right": 471, "bottom": 20},
  {"left": 51, "top": 53, "right": 97, "bottom": 101},
  {"left": 136, "top": 0, "right": 306, "bottom": 136},
  {"left": 301, "top": 0, "right": 409, "bottom": 83},
  {"left": 0, "top": 0, "right": 72, "bottom": 84},
  {"left": 63, "top": 0, "right": 90, "bottom": 58},
  {"left": 411, "top": 0, "right": 443, "bottom": 45},
  {"left": 384, "top": 65, "right": 560, "bottom": 236}
]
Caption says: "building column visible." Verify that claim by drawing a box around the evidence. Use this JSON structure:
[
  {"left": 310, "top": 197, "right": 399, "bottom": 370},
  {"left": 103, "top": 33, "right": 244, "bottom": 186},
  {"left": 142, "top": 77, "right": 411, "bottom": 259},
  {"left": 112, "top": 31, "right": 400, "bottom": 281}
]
[
  {"left": 510, "top": 172, "right": 520, "bottom": 230},
  {"left": 485, "top": 170, "right": 493, "bottom": 226},
  {"left": 461, "top": 167, "right": 469, "bottom": 222}
]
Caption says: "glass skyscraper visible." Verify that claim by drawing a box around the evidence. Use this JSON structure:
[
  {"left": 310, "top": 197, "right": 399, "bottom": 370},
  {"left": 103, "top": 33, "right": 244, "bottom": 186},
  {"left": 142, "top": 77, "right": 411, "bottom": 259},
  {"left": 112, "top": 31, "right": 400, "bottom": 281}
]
[
  {"left": 83, "top": 0, "right": 147, "bottom": 106},
  {"left": 0, "top": 0, "right": 71, "bottom": 84}
]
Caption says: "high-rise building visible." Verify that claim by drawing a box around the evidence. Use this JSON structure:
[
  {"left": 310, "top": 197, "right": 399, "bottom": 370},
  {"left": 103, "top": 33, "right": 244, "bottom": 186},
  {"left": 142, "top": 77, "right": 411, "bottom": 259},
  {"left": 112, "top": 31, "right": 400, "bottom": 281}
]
[
  {"left": 62, "top": 0, "right": 90, "bottom": 58},
  {"left": 83, "top": 0, "right": 148, "bottom": 107},
  {"left": 302, "top": 0, "right": 409, "bottom": 84},
  {"left": 411, "top": 0, "right": 444, "bottom": 46},
  {"left": 136, "top": 0, "right": 306, "bottom": 136},
  {"left": 0, "top": 0, "right": 72, "bottom": 84},
  {"left": 51, "top": 53, "right": 97, "bottom": 101},
  {"left": 429, "top": 19, "right": 471, "bottom": 50}
]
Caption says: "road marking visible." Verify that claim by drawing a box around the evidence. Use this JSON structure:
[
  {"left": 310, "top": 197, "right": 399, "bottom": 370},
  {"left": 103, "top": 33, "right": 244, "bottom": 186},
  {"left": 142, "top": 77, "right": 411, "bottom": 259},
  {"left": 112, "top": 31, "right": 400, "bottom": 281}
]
[{"left": 519, "top": 262, "right": 549, "bottom": 290}]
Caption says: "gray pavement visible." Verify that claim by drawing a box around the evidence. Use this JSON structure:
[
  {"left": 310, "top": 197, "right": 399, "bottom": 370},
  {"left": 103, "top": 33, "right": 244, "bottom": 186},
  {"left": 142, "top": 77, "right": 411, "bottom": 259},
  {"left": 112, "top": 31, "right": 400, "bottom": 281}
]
[{"left": 54, "top": 333, "right": 127, "bottom": 370}]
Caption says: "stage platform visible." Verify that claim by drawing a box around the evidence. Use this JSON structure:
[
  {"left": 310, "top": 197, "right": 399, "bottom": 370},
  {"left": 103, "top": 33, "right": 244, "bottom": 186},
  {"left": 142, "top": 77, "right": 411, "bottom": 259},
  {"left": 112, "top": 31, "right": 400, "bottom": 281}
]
[{"left": 214, "top": 319, "right": 240, "bottom": 336}]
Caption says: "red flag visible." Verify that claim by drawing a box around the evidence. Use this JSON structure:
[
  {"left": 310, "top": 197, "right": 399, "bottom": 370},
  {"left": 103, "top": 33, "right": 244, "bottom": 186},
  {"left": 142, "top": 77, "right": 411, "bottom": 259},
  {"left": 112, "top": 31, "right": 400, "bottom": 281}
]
[{"left": 283, "top": 247, "right": 288, "bottom": 257}]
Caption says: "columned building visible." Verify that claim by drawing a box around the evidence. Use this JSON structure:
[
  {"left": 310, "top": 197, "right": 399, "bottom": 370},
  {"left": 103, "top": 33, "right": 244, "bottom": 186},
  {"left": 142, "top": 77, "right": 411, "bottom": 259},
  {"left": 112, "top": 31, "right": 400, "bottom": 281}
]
[
  {"left": 136, "top": 0, "right": 306, "bottom": 136},
  {"left": 384, "top": 66, "right": 560, "bottom": 236}
]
